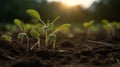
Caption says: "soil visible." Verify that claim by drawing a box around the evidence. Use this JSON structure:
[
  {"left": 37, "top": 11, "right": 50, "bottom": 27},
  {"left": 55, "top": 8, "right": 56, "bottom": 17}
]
[{"left": 0, "top": 31, "right": 120, "bottom": 67}]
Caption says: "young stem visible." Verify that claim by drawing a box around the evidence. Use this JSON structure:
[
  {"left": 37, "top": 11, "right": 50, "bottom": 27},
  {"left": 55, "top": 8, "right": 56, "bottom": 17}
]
[
  {"left": 30, "top": 41, "right": 38, "bottom": 50},
  {"left": 20, "top": 38, "right": 23, "bottom": 47},
  {"left": 111, "top": 28, "right": 115, "bottom": 37},
  {"left": 53, "top": 40, "right": 56, "bottom": 49},
  {"left": 30, "top": 36, "right": 40, "bottom": 50},
  {"left": 38, "top": 37, "right": 41, "bottom": 48},
  {"left": 18, "top": 26, "right": 24, "bottom": 33},
  {"left": 52, "top": 16, "right": 60, "bottom": 24},
  {"left": 39, "top": 19, "right": 46, "bottom": 26},
  {"left": 86, "top": 29, "right": 90, "bottom": 40},
  {"left": 26, "top": 35, "right": 29, "bottom": 51},
  {"left": 106, "top": 29, "right": 112, "bottom": 40},
  {"left": 45, "top": 31, "right": 48, "bottom": 47}
]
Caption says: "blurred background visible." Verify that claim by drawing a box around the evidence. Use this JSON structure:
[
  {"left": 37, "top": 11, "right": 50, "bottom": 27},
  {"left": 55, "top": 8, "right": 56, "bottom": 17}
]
[{"left": 0, "top": 0, "right": 120, "bottom": 24}]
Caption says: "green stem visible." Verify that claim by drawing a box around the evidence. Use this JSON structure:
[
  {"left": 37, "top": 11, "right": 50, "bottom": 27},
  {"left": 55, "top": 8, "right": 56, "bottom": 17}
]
[
  {"left": 106, "top": 29, "right": 111, "bottom": 40},
  {"left": 30, "top": 42, "right": 38, "bottom": 50},
  {"left": 20, "top": 38, "right": 23, "bottom": 47},
  {"left": 53, "top": 40, "right": 56, "bottom": 49},
  {"left": 39, "top": 19, "right": 46, "bottom": 26},
  {"left": 26, "top": 35, "right": 29, "bottom": 51},
  {"left": 38, "top": 37, "right": 41, "bottom": 48},
  {"left": 111, "top": 28, "right": 115, "bottom": 37},
  {"left": 18, "top": 26, "right": 24, "bottom": 33},
  {"left": 86, "top": 29, "right": 90, "bottom": 40},
  {"left": 30, "top": 36, "right": 40, "bottom": 50},
  {"left": 45, "top": 31, "right": 48, "bottom": 47},
  {"left": 52, "top": 16, "right": 60, "bottom": 24}
]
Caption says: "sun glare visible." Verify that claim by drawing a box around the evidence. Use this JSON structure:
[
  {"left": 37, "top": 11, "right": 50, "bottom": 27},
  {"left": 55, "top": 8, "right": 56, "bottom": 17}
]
[
  {"left": 47, "top": 0, "right": 96, "bottom": 8},
  {"left": 61, "top": 0, "right": 78, "bottom": 7}
]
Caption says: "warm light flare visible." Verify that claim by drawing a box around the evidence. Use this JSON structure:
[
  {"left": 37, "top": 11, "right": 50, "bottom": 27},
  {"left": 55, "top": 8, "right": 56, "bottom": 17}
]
[
  {"left": 47, "top": 0, "right": 96, "bottom": 8},
  {"left": 60, "top": 0, "right": 79, "bottom": 7}
]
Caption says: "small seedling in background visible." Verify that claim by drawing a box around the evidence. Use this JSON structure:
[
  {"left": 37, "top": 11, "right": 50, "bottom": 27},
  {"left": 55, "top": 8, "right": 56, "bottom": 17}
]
[
  {"left": 83, "top": 20, "right": 94, "bottom": 39},
  {"left": 14, "top": 19, "right": 30, "bottom": 51},
  {"left": 0, "top": 34, "right": 12, "bottom": 42},
  {"left": 5, "top": 24, "right": 17, "bottom": 35},
  {"left": 30, "top": 30, "right": 40, "bottom": 50},
  {"left": 116, "top": 23, "right": 120, "bottom": 29},
  {"left": 102, "top": 20, "right": 117, "bottom": 40}
]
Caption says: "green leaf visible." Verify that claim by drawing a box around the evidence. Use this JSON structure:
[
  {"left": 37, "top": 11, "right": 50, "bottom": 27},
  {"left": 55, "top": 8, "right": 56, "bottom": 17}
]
[
  {"left": 42, "top": 26, "right": 49, "bottom": 31},
  {"left": 26, "top": 9, "right": 41, "bottom": 20},
  {"left": 14, "top": 19, "right": 23, "bottom": 27},
  {"left": 83, "top": 20, "right": 94, "bottom": 28},
  {"left": 103, "top": 25, "right": 108, "bottom": 29},
  {"left": 89, "top": 20, "right": 94, "bottom": 25},
  {"left": 30, "top": 30, "right": 39, "bottom": 38},
  {"left": 111, "top": 21, "right": 117, "bottom": 28},
  {"left": 31, "top": 18, "right": 39, "bottom": 23},
  {"left": 49, "top": 23, "right": 54, "bottom": 30},
  {"left": 6, "top": 24, "right": 12, "bottom": 31},
  {"left": 102, "top": 20, "right": 109, "bottom": 24},
  {"left": 47, "top": 23, "right": 54, "bottom": 30},
  {"left": 49, "top": 34, "right": 56, "bottom": 41},
  {"left": 1, "top": 35, "right": 12, "bottom": 42},
  {"left": 24, "top": 24, "right": 31, "bottom": 32},
  {"left": 14, "top": 19, "right": 24, "bottom": 32},
  {"left": 117, "top": 23, "right": 120, "bottom": 29},
  {"left": 18, "top": 33, "right": 26, "bottom": 39},
  {"left": 53, "top": 24, "right": 71, "bottom": 34},
  {"left": 58, "top": 24, "right": 71, "bottom": 29},
  {"left": 83, "top": 22, "right": 89, "bottom": 28}
]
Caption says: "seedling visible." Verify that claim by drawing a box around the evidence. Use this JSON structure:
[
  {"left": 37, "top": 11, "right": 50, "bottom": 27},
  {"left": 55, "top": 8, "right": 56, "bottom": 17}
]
[
  {"left": 30, "top": 30, "right": 40, "bottom": 50},
  {"left": 26, "top": 9, "right": 71, "bottom": 49},
  {"left": 5, "top": 24, "right": 17, "bottom": 35},
  {"left": 42, "top": 16, "right": 60, "bottom": 47},
  {"left": 49, "top": 24, "right": 71, "bottom": 49},
  {"left": 83, "top": 20, "right": 94, "bottom": 39},
  {"left": 26, "top": 9, "right": 48, "bottom": 47},
  {"left": 102, "top": 20, "right": 117, "bottom": 40},
  {"left": 48, "top": 34, "right": 56, "bottom": 49},
  {"left": 14, "top": 19, "right": 30, "bottom": 51},
  {"left": 0, "top": 9, "right": 71, "bottom": 50},
  {"left": 116, "top": 23, "right": 120, "bottom": 29},
  {"left": 0, "top": 34, "right": 12, "bottom": 42}
]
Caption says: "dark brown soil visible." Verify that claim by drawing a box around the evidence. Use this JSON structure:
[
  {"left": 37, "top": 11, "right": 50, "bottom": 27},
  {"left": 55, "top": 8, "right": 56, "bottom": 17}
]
[{"left": 0, "top": 32, "right": 120, "bottom": 67}]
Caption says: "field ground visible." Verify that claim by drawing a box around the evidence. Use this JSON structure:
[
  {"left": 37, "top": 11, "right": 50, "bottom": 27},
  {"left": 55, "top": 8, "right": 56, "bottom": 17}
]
[{"left": 0, "top": 29, "right": 120, "bottom": 67}]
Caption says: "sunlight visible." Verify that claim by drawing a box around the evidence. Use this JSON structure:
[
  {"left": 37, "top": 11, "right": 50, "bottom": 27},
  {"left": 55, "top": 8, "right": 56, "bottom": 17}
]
[
  {"left": 47, "top": 0, "right": 96, "bottom": 8},
  {"left": 60, "top": 0, "right": 79, "bottom": 7}
]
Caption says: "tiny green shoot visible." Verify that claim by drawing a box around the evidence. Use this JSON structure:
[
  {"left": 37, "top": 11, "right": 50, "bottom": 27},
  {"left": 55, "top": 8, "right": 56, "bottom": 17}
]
[
  {"left": 48, "top": 34, "right": 56, "bottom": 49},
  {"left": 83, "top": 20, "right": 94, "bottom": 39},
  {"left": 102, "top": 20, "right": 116, "bottom": 40},
  {"left": 30, "top": 30, "right": 40, "bottom": 50},
  {"left": 0, "top": 35, "right": 12, "bottom": 42},
  {"left": 14, "top": 19, "right": 30, "bottom": 51}
]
